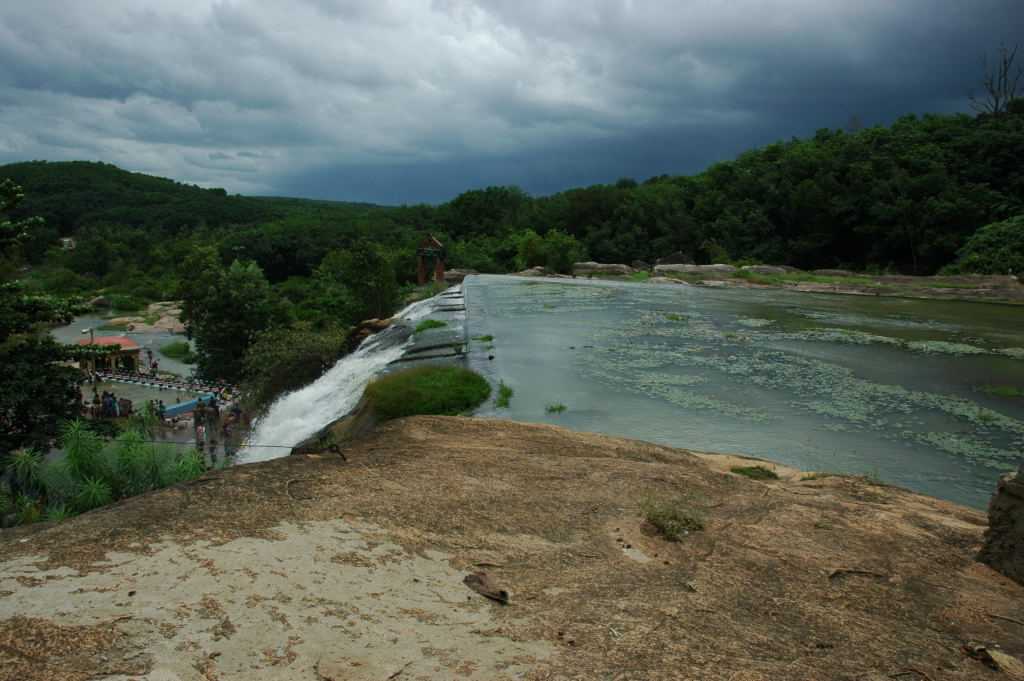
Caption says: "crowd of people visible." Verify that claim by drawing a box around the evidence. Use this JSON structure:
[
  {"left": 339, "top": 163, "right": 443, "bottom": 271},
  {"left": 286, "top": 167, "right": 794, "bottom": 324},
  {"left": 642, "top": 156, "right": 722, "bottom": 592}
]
[
  {"left": 86, "top": 390, "right": 133, "bottom": 418},
  {"left": 192, "top": 396, "right": 245, "bottom": 465}
]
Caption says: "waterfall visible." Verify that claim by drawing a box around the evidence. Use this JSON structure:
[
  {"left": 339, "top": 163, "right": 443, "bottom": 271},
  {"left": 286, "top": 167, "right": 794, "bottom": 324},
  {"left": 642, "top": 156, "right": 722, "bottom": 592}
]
[{"left": 236, "top": 295, "right": 441, "bottom": 464}]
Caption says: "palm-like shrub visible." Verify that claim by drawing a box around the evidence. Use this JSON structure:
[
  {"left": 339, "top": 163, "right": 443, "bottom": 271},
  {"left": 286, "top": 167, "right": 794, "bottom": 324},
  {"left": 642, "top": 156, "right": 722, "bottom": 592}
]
[
  {"left": 10, "top": 420, "right": 211, "bottom": 526},
  {"left": 75, "top": 477, "right": 113, "bottom": 512},
  {"left": 8, "top": 449, "right": 42, "bottom": 490},
  {"left": 61, "top": 420, "right": 105, "bottom": 481}
]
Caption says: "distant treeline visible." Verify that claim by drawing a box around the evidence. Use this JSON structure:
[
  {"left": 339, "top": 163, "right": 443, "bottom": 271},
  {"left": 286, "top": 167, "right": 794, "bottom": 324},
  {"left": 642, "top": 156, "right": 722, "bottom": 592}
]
[{"left": 4, "top": 109, "right": 1024, "bottom": 290}]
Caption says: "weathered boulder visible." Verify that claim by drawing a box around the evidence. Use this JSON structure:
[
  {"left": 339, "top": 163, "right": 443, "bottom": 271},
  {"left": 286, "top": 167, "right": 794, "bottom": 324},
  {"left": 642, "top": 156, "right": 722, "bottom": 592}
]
[
  {"left": 741, "top": 265, "right": 789, "bottom": 275},
  {"left": 813, "top": 269, "right": 856, "bottom": 277},
  {"left": 653, "top": 263, "right": 737, "bottom": 275},
  {"left": 631, "top": 260, "right": 651, "bottom": 271},
  {"left": 515, "top": 266, "right": 547, "bottom": 277},
  {"left": 655, "top": 251, "right": 695, "bottom": 265},
  {"left": 88, "top": 295, "right": 110, "bottom": 309},
  {"left": 979, "top": 471, "right": 1024, "bottom": 586},
  {"left": 572, "top": 262, "right": 635, "bottom": 276},
  {"left": 647, "top": 277, "right": 691, "bottom": 286},
  {"left": 153, "top": 315, "right": 186, "bottom": 334},
  {"left": 345, "top": 317, "right": 393, "bottom": 352},
  {"left": 444, "top": 268, "right": 477, "bottom": 284}
]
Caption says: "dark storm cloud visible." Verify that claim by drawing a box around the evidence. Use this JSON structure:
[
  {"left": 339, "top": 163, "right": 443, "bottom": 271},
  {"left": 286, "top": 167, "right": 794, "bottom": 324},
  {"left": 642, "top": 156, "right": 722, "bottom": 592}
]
[{"left": 0, "top": 0, "right": 1020, "bottom": 202}]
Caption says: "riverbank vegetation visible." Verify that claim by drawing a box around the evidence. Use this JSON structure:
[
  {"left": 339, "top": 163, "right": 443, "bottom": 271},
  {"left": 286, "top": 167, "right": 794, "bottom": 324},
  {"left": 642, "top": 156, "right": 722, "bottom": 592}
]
[{"left": 365, "top": 366, "right": 491, "bottom": 420}]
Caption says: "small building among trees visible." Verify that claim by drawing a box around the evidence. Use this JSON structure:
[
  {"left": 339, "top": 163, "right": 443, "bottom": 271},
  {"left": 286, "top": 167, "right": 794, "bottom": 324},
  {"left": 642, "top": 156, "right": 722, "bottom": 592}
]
[
  {"left": 416, "top": 234, "right": 446, "bottom": 285},
  {"left": 75, "top": 336, "right": 141, "bottom": 373}
]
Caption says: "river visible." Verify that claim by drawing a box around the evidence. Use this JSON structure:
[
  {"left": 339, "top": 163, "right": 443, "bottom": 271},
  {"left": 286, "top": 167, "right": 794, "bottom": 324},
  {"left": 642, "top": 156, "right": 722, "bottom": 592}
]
[{"left": 465, "top": 275, "right": 1024, "bottom": 508}]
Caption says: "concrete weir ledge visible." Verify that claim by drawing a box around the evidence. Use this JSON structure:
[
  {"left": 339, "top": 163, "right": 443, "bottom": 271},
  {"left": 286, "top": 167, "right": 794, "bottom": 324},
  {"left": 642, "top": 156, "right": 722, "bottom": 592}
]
[
  {"left": 291, "top": 284, "right": 470, "bottom": 455},
  {"left": 389, "top": 284, "right": 469, "bottom": 368}
]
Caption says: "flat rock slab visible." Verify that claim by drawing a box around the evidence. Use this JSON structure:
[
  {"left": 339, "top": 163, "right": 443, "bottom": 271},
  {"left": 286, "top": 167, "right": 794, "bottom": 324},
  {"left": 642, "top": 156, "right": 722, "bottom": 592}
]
[
  {"left": 407, "top": 328, "right": 465, "bottom": 354},
  {"left": 0, "top": 518, "right": 548, "bottom": 680},
  {"left": 393, "top": 346, "right": 465, "bottom": 362}
]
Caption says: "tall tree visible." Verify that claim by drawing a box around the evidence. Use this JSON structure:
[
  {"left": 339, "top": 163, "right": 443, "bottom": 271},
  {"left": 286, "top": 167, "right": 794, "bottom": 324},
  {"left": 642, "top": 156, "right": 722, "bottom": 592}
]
[
  {"left": 179, "top": 249, "right": 288, "bottom": 382},
  {"left": 0, "top": 180, "right": 81, "bottom": 459}
]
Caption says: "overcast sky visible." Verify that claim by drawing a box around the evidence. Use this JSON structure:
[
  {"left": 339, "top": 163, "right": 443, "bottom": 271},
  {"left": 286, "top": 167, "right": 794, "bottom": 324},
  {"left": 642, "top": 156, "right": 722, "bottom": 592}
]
[{"left": 0, "top": 1, "right": 1020, "bottom": 204}]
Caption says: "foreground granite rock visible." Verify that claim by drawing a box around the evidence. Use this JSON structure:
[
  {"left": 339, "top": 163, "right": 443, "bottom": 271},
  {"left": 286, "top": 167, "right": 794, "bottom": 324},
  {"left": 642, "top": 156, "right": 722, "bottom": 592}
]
[
  {"left": 1, "top": 417, "right": 1021, "bottom": 681},
  {"left": 980, "top": 471, "right": 1024, "bottom": 586}
]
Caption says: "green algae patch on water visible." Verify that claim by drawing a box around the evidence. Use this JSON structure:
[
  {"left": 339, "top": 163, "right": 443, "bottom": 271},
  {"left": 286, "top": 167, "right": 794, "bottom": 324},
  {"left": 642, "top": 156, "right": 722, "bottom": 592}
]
[
  {"left": 736, "top": 318, "right": 775, "bottom": 328},
  {"left": 905, "top": 340, "right": 989, "bottom": 355}
]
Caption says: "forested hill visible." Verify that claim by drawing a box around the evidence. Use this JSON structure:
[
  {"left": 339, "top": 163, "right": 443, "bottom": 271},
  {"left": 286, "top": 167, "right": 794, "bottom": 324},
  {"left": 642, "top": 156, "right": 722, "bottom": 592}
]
[
  {"left": 3, "top": 109, "right": 1024, "bottom": 285},
  {"left": 0, "top": 161, "right": 277, "bottom": 234}
]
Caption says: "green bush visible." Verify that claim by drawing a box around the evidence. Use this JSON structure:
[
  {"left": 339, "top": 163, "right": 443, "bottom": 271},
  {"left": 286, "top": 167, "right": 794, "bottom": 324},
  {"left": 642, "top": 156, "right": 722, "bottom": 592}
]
[
  {"left": 730, "top": 465, "right": 780, "bottom": 480},
  {"left": 640, "top": 497, "right": 705, "bottom": 541},
  {"left": 944, "top": 216, "right": 1024, "bottom": 275},
  {"left": 365, "top": 366, "right": 491, "bottom": 420},
  {"left": 160, "top": 340, "right": 197, "bottom": 363},
  {"left": 545, "top": 403, "right": 567, "bottom": 414},
  {"left": 414, "top": 319, "right": 448, "bottom": 333}
]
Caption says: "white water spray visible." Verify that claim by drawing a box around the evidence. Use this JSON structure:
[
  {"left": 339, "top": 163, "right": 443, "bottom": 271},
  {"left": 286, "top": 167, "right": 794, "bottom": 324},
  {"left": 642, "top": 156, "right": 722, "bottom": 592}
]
[{"left": 237, "top": 294, "right": 446, "bottom": 464}]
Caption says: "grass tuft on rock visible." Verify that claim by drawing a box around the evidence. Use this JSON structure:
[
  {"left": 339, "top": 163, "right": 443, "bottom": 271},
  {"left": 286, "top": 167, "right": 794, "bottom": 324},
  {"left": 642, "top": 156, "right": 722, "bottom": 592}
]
[
  {"left": 496, "top": 381, "right": 514, "bottom": 408},
  {"left": 731, "top": 465, "right": 780, "bottom": 480},
  {"left": 545, "top": 402, "right": 567, "bottom": 414},
  {"left": 640, "top": 497, "right": 704, "bottom": 541},
  {"left": 472, "top": 334, "right": 494, "bottom": 342},
  {"left": 414, "top": 319, "right": 448, "bottom": 334},
  {"left": 365, "top": 366, "right": 491, "bottom": 420}
]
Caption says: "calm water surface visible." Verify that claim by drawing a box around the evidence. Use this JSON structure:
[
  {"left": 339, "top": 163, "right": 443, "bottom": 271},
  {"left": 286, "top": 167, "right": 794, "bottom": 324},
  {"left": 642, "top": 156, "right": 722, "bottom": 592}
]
[{"left": 465, "top": 275, "right": 1024, "bottom": 508}]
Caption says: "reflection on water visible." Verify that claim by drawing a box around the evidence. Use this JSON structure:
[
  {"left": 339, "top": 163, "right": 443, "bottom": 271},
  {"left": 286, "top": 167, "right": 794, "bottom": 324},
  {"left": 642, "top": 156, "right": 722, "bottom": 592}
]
[{"left": 466, "top": 275, "right": 1024, "bottom": 508}]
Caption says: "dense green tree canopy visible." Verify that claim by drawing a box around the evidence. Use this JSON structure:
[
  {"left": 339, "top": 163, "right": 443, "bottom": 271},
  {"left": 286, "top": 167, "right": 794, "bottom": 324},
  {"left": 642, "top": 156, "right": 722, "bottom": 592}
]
[
  {"left": 179, "top": 249, "right": 289, "bottom": 382},
  {"left": 0, "top": 181, "right": 81, "bottom": 458}
]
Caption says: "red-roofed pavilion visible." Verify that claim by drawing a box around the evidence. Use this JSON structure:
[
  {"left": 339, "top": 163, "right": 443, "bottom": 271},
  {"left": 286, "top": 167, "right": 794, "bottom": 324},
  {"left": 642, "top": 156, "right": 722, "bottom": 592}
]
[{"left": 75, "top": 336, "right": 141, "bottom": 372}]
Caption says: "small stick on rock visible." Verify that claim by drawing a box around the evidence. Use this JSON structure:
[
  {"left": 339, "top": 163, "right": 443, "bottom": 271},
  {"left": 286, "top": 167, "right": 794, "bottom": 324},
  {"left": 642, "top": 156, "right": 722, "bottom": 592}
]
[
  {"left": 828, "top": 567, "right": 888, "bottom": 580},
  {"left": 987, "top": 613, "right": 1024, "bottom": 627},
  {"left": 890, "top": 669, "right": 935, "bottom": 681},
  {"left": 387, "top": 661, "right": 413, "bottom": 679}
]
